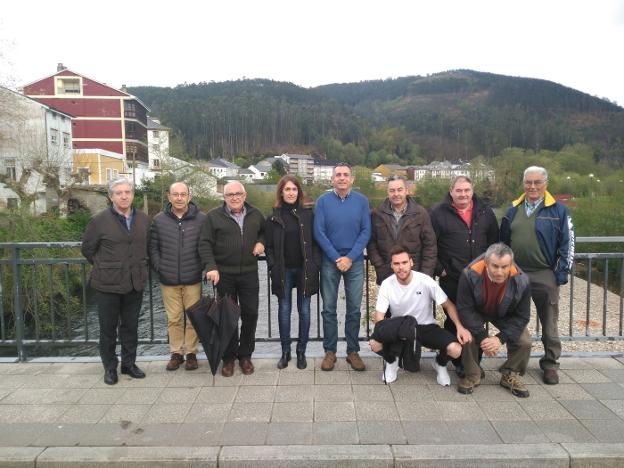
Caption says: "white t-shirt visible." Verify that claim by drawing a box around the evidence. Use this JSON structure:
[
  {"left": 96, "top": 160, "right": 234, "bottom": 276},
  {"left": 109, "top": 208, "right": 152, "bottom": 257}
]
[{"left": 375, "top": 272, "right": 448, "bottom": 325}]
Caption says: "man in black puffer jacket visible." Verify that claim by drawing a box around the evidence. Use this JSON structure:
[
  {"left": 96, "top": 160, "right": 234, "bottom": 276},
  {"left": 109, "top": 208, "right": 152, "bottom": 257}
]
[
  {"left": 430, "top": 175, "right": 499, "bottom": 375},
  {"left": 150, "top": 182, "right": 206, "bottom": 372}
]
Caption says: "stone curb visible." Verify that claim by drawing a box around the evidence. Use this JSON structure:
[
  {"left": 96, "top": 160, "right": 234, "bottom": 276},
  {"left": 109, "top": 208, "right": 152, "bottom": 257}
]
[
  {"left": 0, "top": 447, "right": 44, "bottom": 467},
  {"left": 563, "top": 443, "right": 624, "bottom": 468},
  {"left": 393, "top": 443, "right": 569, "bottom": 467},
  {"left": 2, "top": 444, "right": 624, "bottom": 467}
]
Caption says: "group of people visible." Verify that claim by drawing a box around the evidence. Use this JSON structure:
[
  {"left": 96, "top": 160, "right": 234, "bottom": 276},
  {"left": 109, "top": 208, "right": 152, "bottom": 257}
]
[{"left": 82, "top": 163, "right": 574, "bottom": 399}]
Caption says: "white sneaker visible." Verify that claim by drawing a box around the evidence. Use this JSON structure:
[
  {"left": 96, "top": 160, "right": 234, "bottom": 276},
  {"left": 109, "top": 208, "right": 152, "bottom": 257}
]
[
  {"left": 382, "top": 359, "right": 399, "bottom": 383},
  {"left": 432, "top": 359, "right": 451, "bottom": 386}
]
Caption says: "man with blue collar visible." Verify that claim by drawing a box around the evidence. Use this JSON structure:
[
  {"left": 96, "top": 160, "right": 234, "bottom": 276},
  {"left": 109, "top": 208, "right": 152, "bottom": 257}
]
[
  {"left": 500, "top": 166, "right": 575, "bottom": 385},
  {"left": 314, "top": 163, "right": 371, "bottom": 371},
  {"left": 82, "top": 178, "right": 150, "bottom": 385}
]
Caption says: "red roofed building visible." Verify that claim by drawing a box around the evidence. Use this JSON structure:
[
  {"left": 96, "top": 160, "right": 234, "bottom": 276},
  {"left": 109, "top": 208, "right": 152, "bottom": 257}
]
[{"left": 22, "top": 64, "right": 149, "bottom": 168}]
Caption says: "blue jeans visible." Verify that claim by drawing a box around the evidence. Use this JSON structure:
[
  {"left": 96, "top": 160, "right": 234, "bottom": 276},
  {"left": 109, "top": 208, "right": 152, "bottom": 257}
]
[
  {"left": 278, "top": 268, "right": 311, "bottom": 353},
  {"left": 320, "top": 257, "right": 364, "bottom": 353}
]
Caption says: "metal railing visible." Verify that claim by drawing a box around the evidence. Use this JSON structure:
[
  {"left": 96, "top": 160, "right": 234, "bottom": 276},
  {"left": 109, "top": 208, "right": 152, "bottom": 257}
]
[{"left": 1, "top": 239, "right": 623, "bottom": 361}]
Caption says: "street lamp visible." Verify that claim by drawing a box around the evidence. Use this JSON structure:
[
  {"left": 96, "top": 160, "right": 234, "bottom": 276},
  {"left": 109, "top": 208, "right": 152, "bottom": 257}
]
[{"left": 589, "top": 173, "right": 594, "bottom": 198}]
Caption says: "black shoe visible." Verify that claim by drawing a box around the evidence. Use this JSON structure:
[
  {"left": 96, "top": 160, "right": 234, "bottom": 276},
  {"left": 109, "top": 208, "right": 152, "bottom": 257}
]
[
  {"left": 104, "top": 369, "right": 118, "bottom": 385},
  {"left": 120, "top": 364, "right": 146, "bottom": 379},
  {"left": 277, "top": 351, "right": 291, "bottom": 369},
  {"left": 296, "top": 351, "right": 307, "bottom": 370}
]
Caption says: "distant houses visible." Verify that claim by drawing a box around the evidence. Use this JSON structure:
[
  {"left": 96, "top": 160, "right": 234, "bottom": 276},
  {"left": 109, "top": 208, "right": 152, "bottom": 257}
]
[
  {"left": 374, "top": 160, "right": 495, "bottom": 182},
  {"left": 1, "top": 64, "right": 217, "bottom": 213}
]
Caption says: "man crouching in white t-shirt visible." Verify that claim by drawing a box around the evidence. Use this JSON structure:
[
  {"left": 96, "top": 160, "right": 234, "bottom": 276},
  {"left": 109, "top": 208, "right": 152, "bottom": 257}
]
[{"left": 369, "top": 245, "right": 473, "bottom": 384}]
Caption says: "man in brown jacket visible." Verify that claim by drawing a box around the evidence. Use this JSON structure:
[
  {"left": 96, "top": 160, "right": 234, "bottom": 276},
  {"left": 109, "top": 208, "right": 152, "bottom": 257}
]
[
  {"left": 368, "top": 175, "right": 437, "bottom": 284},
  {"left": 81, "top": 178, "right": 150, "bottom": 385}
]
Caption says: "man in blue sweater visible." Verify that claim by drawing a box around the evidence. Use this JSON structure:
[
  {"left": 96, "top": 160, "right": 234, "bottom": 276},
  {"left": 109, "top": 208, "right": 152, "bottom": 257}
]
[{"left": 314, "top": 163, "right": 372, "bottom": 371}]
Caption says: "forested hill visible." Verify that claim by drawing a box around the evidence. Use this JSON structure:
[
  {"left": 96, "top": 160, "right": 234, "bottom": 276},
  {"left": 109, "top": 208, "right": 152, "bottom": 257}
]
[{"left": 129, "top": 70, "right": 624, "bottom": 166}]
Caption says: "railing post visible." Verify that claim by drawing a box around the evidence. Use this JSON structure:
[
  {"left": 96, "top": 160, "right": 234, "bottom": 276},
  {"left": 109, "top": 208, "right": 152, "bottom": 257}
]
[{"left": 11, "top": 245, "right": 26, "bottom": 361}]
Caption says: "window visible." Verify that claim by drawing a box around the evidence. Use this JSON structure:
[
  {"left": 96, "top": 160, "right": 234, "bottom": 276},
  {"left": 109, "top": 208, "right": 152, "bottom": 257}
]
[
  {"left": 7, "top": 198, "right": 18, "bottom": 209},
  {"left": 124, "top": 101, "right": 137, "bottom": 118},
  {"left": 106, "top": 168, "right": 112, "bottom": 182},
  {"left": 50, "top": 128, "right": 59, "bottom": 145},
  {"left": 56, "top": 77, "right": 81, "bottom": 95},
  {"left": 78, "top": 167, "right": 90, "bottom": 184},
  {"left": 5, "top": 158, "right": 16, "bottom": 181},
  {"left": 62, "top": 132, "right": 70, "bottom": 148},
  {"left": 153, "top": 159, "right": 160, "bottom": 168},
  {"left": 126, "top": 122, "right": 136, "bottom": 139},
  {"left": 113, "top": 169, "right": 118, "bottom": 178},
  {"left": 152, "top": 130, "right": 159, "bottom": 138}
]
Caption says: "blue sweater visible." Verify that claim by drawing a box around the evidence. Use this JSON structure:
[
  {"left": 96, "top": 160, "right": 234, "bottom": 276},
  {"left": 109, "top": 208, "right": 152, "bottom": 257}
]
[{"left": 314, "top": 190, "right": 371, "bottom": 262}]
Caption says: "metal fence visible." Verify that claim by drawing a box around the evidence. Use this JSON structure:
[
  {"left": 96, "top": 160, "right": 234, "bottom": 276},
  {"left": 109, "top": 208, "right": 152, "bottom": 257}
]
[{"left": 1, "top": 239, "right": 623, "bottom": 361}]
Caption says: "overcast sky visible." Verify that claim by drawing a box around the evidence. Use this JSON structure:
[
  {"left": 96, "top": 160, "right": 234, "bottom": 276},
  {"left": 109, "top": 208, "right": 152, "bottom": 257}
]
[{"left": 2, "top": 0, "right": 623, "bottom": 106}]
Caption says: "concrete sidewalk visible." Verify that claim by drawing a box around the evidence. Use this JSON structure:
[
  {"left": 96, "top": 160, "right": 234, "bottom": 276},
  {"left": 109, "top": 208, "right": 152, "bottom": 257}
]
[{"left": 1, "top": 355, "right": 623, "bottom": 467}]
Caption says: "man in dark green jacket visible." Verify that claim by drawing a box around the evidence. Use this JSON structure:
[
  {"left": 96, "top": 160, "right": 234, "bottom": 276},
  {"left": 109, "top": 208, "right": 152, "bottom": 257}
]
[
  {"left": 81, "top": 178, "right": 149, "bottom": 385},
  {"left": 199, "top": 181, "right": 265, "bottom": 377}
]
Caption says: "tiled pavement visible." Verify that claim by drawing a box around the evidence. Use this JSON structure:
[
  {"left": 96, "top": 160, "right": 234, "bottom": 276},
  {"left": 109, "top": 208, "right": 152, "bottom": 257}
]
[{"left": 1, "top": 355, "right": 623, "bottom": 466}]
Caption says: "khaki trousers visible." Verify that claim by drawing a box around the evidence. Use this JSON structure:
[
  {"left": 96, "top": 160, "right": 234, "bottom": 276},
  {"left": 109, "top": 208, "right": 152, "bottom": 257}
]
[
  {"left": 161, "top": 283, "right": 201, "bottom": 355},
  {"left": 462, "top": 327, "right": 532, "bottom": 379}
]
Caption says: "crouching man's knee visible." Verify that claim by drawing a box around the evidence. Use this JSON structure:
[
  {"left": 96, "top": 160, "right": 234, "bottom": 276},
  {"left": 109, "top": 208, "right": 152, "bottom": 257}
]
[{"left": 447, "top": 341, "right": 462, "bottom": 359}]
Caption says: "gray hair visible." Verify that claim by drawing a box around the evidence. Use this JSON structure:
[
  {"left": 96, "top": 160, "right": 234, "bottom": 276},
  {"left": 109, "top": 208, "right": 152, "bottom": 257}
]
[
  {"left": 387, "top": 174, "right": 407, "bottom": 184},
  {"left": 484, "top": 242, "right": 514, "bottom": 262},
  {"left": 450, "top": 175, "right": 472, "bottom": 190},
  {"left": 107, "top": 177, "right": 134, "bottom": 197},
  {"left": 224, "top": 181, "right": 246, "bottom": 194},
  {"left": 523, "top": 166, "right": 548, "bottom": 181}
]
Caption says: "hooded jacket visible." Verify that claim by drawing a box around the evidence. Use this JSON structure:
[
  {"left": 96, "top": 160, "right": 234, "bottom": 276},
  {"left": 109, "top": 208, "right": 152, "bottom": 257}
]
[
  {"left": 456, "top": 254, "right": 531, "bottom": 344},
  {"left": 500, "top": 191, "right": 574, "bottom": 286},
  {"left": 149, "top": 201, "right": 206, "bottom": 285},
  {"left": 430, "top": 192, "right": 499, "bottom": 281},
  {"left": 367, "top": 197, "right": 437, "bottom": 284},
  {"left": 265, "top": 204, "right": 321, "bottom": 298}
]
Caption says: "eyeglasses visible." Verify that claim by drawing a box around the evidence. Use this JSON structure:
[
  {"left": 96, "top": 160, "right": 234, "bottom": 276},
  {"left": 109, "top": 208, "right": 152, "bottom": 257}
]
[
  {"left": 170, "top": 192, "right": 188, "bottom": 198},
  {"left": 524, "top": 180, "right": 546, "bottom": 186},
  {"left": 224, "top": 192, "right": 245, "bottom": 199}
]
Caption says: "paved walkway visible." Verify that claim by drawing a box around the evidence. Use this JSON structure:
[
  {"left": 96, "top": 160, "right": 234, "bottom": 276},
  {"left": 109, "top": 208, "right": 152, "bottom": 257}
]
[{"left": 1, "top": 354, "right": 624, "bottom": 466}]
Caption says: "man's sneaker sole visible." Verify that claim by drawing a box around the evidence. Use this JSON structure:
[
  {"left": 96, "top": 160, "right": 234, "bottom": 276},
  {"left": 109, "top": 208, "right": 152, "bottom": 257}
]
[
  {"left": 500, "top": 381, "right": 530, "bottom": 398},
  {"left": 457, "top": 381, "right": 480, "bottom": 394}
]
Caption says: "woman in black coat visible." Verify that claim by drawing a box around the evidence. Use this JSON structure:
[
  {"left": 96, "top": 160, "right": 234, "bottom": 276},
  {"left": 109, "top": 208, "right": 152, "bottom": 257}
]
[{"left": 265, "top": 175, "right": 320, "bottom": 370}]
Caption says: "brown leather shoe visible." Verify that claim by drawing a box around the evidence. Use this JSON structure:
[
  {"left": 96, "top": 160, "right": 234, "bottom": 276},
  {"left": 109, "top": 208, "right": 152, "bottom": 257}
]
[
  {"left": 221, "top": 360, "right": 235, "bottom": 377},
  {"left": 543, "top": 368, "right": 559, "bottom": 385},
  {"left": 321, "top": 351, "right": 337, "bottom": 371},
  {"left": 239, "top": 357, "right": 254, "bottom": 375},
  {"left": 346, "top": 352, "right": 366, "bottom": 371},
  {"left": 185, "top": 353, "right": 198, "bottom": 371},
  {"left": 166, "top": 353, "right": 184, "bottom": 371}
]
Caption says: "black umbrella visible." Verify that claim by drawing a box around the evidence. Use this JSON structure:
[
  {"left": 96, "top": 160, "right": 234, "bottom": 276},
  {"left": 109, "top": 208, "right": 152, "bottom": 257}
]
[{"left": 185, "top": 290, "right": 240, "bottom": 375}]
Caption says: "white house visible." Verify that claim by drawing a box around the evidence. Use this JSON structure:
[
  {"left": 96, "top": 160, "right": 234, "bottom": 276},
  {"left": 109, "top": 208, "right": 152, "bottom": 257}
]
[
  {"left": 313, "top": 159, "right": 339, "bottom": 183},
  {"left": 204, "top": 158, "right": 240, "bottom": 178},
  {"left": 0, "top": 86, "right": 73, "bottom": 213}
]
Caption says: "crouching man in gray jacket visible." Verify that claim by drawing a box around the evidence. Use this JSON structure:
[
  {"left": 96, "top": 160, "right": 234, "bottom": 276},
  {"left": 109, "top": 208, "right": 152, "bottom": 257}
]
[{"left": 150, "top": 181, "right": 206, "bottom": 371}]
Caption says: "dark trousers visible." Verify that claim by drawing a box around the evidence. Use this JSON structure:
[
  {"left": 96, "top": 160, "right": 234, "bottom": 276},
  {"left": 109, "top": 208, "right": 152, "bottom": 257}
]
[
  {"left": 96, "top": 289, "right": 143, "bottom": 371},
  {"left": 217, "top": 271, "right": 259, "bottom": 361}
]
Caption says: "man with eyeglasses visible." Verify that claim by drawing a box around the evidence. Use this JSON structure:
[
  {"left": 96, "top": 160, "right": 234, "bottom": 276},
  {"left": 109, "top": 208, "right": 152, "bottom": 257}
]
[
  {"left": 199, "top": 181, "right": 265, "bottom": 377},
  {"left": 150, "top": 181, "right": 206, "bottom": 372},
  {"left": 314, "top": 163, "right": 371, "bottom": 371},
  {"left": 501, "top": 166, "right": 574, "bottom": 385}
]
